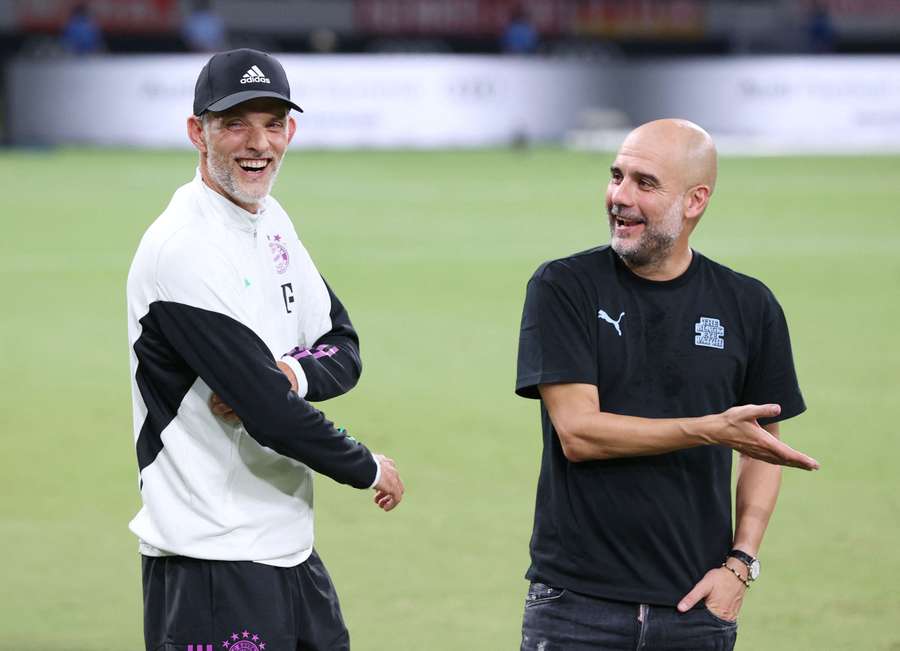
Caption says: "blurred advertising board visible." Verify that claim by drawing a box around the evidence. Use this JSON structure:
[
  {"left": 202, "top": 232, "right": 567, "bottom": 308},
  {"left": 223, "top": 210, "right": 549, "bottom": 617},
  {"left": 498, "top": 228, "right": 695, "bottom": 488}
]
[
  {"left": 7, "top": 55, "right": 900, "bottom": 152},
  {"left": 355, "top": 0, "right": 570, "bottom": 35},
  {"left": 623, "top": 57, "right": 900, "bottom": 153},
  {"left": 355, "top": 0, "right": 707, "bottom": 39},
  {"left": 16, "top": 0, "right": 179, "bottom": 33},
  {"left": 813, "top": 0, "right": 900, "bottom": 37},
  {"left": 6, "top": 54, "right": 612, "bottom": 148},
  {"left": 573, "top": 1, "right": 705, "bottom": 38}
]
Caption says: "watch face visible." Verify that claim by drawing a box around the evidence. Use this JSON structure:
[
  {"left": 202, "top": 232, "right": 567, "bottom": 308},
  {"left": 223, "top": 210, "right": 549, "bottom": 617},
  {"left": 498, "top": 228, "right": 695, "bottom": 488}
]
[{"left": 749, "top": 559, "right": 761, "bottom": 581}]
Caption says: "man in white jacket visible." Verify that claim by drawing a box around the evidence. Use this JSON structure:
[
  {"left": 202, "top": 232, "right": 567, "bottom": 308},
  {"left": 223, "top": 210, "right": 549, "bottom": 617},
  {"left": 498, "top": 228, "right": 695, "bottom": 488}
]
[{"left": 127, "top": 48, "right": 404, "bottom": 651}]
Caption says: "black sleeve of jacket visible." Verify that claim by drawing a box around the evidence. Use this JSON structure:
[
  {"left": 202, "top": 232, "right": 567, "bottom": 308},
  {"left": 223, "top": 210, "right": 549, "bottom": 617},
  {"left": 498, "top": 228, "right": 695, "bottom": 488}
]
[
  {"left": 147, "top": 300, "right": 377, "bottom": 489},
  {"left": 283, "top": 278, "right": 363, "bottom": 402}
]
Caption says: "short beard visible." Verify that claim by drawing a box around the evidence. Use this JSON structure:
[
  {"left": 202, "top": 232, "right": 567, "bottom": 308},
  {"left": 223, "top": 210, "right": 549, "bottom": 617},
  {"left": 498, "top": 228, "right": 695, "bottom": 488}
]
[
  {"left": 203, "top": 124, "right": 284, "bottom": 208},
  {"left": 610, "top": 195, "right": 684, "bottom": 269}
]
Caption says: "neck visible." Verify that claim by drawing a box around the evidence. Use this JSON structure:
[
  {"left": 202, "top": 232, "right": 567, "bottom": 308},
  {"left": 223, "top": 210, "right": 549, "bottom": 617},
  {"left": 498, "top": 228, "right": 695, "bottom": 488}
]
[
  {"left": 622, "top": 244, "right": 693, "bottom": 281},
  {"left": 199, "top": 160, "right": 260, "bottom": 214}
]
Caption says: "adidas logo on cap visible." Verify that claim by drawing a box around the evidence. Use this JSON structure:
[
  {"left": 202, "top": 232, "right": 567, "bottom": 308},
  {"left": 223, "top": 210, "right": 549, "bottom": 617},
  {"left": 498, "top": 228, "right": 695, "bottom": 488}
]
[{"left": 241, "top": 65, "right": 270, "bottom": 84}]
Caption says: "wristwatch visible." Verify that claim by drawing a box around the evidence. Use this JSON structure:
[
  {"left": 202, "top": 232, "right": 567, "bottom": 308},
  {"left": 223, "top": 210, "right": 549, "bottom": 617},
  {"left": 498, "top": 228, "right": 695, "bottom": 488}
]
[{"left": 728, "top": 549, "right": 760, "bottom": 582}]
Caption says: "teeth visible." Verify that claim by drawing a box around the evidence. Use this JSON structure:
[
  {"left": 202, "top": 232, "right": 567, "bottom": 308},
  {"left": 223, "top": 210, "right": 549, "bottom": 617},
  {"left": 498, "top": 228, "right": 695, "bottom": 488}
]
[{"left": 238, "top": 159, "right": 268, "bottom": 169}]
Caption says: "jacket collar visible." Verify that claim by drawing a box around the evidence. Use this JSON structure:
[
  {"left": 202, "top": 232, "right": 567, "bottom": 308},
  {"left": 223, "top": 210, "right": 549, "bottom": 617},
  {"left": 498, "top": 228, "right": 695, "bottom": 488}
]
[{"left": 193, "top": 168, "right": 267, "bottom": 233}]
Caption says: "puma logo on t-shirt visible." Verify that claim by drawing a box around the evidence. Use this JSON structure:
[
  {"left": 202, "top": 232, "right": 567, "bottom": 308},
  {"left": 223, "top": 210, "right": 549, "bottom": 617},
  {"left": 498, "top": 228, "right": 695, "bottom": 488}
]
[{"left": 598, "top": 309, "right": 625, "bottom": 336}]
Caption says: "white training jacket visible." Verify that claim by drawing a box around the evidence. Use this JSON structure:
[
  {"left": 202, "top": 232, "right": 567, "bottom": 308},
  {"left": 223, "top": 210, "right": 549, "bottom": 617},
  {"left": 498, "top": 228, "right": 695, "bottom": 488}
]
[{"left": 127, "top": 171, "right": 378, "bottom": 567}]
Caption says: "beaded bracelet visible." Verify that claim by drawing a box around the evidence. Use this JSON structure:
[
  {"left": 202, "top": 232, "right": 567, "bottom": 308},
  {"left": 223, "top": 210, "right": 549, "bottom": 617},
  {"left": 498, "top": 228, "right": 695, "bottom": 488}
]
[{"left": 721, "top": 562, "right": 751, "bottom": 588}]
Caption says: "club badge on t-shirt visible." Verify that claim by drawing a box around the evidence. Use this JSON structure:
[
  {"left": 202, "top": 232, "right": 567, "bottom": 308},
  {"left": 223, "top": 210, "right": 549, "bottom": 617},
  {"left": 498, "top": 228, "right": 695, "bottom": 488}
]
[
  {"left": 694, "top": 316, "right": 725, "bottom": 349},
  {"left": 267, "top": 234, "right": 290, "bottom": 274}
]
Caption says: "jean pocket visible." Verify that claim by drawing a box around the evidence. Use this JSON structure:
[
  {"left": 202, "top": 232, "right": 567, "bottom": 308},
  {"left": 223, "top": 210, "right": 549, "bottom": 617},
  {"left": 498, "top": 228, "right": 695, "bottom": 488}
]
[
  {"left": 702, "top": 605, "right": 738, "bottom": 627},
  {"left": 525, "top": 582, "right": 567, "bottom": 608}
]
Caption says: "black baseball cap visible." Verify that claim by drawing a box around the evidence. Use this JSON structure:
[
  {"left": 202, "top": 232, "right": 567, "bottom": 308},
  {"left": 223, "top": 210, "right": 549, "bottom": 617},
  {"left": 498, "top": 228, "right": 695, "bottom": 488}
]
[{"left": 193, "top": 48, "right": 303, "bottom": 116}]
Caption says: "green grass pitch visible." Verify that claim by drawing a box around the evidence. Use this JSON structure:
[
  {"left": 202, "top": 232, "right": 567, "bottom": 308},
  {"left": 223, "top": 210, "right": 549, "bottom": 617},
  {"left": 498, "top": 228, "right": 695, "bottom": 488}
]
[{"left": 0, "top": 147, "right": 898, "bottom": 650}]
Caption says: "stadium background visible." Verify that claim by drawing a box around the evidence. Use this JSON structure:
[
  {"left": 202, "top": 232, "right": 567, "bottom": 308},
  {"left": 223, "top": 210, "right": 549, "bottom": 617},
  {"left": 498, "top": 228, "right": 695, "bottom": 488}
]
[{"left": 1, "top": 1, "right": 898, "bottom": 649}]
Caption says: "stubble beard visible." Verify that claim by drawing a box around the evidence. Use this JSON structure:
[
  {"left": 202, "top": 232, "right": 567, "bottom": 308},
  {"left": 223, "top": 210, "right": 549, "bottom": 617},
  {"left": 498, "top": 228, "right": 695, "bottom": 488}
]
[
  {"left": 205, "top": 142, "right": 284, "bottom": 208},
  {"left": 609, "top": 195, "right": 684, "bottom": 269}
]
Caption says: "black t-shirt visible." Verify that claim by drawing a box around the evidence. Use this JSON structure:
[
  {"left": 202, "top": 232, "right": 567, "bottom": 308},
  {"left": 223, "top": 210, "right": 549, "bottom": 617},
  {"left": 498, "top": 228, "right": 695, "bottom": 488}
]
[{"left": 515, "top": 246, "right": 805, "bottom": 606}]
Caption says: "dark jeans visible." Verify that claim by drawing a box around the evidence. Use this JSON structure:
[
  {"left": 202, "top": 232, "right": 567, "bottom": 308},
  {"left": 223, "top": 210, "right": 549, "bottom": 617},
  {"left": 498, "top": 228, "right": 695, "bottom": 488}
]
[{"left": 521, "top": 582, "right": 737, "bottom": 651}]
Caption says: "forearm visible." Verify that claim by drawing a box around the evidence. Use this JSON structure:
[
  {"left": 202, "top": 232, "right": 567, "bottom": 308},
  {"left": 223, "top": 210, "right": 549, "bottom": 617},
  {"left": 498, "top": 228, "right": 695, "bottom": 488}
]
[
  {"left": 549, "top": 399, "right": 715, "bottom": 462},
  {"left": 282, "top": 334, "right": 361, "bottom": 401},
  {"left": 283, "top": 278, "right": 362, "bottom": 402},
  {"left": 238, "top": 387, "right": 378, "bottom": 489},
  {"left": 541, "top": 381, "right": 726, "bottom": 461},
  {"left": 541, "top": 383, "right": 818, "bottom": 470},
  {"left": 733, "top": 424, "right": 782, "bottom": 555}
]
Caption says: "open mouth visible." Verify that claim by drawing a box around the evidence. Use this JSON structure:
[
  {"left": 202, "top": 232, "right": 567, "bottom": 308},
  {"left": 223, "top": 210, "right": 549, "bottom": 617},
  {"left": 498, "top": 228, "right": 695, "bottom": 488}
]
[
  {"left": 237, "top": 158, "right": 271, "bottom": 175},
  {"left": 615, "top": 217, "right": 645, "bottom": 228}
]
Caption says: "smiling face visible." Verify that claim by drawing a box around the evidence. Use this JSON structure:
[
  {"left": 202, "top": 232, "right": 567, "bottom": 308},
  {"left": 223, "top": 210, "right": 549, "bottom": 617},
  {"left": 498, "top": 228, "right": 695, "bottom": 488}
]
[
  {"left": 188, "top": 97, "right": 296, "bottom": 213},
  {"left": 606, "top": 119, "right": 717, "bottom": 277},
  {"left": 607, "top": 162, "right": 685, "bottom": 269}
]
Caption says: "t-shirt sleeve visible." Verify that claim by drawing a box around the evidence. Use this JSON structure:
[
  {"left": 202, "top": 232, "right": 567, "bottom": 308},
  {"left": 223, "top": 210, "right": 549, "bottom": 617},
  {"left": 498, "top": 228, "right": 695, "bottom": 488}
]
[
  {"left": 739, "top": 286, "right": 806, "bottom": 426},
  {"left": 515, "top": 269, "right": 596, "bottom": 399}
]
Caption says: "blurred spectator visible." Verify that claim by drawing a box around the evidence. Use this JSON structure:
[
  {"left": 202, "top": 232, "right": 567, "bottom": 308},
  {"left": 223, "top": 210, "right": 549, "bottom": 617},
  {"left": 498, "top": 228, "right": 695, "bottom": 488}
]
[
  {"left": 309, "top": 28, "right": 339, "bottom": 54},
  {"left": 182, "top": 0, "right": 227, "bottom": 52},
  {"left": 807, "top": 1, "right": 836, "bottom": 53},
  {"left": 501, "top": 6, "right": 539, "bottom": 55},
  {"left": 61, "top": 4, "right": 105, "bottom": 55}
]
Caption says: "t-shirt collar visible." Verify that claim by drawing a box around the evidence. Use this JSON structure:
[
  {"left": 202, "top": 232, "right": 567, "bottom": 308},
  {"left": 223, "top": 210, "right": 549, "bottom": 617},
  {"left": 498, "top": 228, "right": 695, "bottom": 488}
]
[{"left": 614, "top": 248, "right": 701, "bottom": 289}]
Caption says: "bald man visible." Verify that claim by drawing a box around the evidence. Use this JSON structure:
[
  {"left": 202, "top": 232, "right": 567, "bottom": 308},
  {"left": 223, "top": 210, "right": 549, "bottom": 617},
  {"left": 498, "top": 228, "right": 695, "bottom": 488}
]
[{"left": 515, "top": 119, "right": 818, "bottom": 650}]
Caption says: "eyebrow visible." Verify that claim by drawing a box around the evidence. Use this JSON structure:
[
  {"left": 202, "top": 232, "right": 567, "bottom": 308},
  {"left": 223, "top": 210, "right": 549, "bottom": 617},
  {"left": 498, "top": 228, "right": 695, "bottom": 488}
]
[
  {"left": 610, "top": 165, "right": 661, "bottom": 187},
  {"left": 215, "top": 108, "right": 289, "bottom": 122},
  {"left": 223, "top": 114, "right": 286, "bottom": 120}
]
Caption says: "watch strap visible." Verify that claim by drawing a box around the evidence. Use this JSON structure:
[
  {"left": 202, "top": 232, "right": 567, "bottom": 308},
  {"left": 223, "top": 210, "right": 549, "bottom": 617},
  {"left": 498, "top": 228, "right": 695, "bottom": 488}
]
[{"left": 728, "top": 549, "right": 756, "bottom": 568}]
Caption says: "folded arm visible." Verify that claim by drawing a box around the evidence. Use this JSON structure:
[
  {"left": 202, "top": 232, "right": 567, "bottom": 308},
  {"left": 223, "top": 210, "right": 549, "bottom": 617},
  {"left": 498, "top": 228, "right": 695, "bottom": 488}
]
[
  {"left": 143, "top": 240, "right": 404, "bottom": 508},
  {"left": 143, "top": 300, "right": 377, "bottom": 489},
  {"left": 281, "top": 279, "right": 362, "bottom": 402}
]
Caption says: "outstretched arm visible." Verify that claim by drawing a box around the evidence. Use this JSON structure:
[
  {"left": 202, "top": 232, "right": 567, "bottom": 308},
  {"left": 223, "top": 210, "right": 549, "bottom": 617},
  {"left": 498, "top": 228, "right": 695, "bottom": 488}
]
[{"left": 538, "top": 382, "right": 819, "bottom": 469}]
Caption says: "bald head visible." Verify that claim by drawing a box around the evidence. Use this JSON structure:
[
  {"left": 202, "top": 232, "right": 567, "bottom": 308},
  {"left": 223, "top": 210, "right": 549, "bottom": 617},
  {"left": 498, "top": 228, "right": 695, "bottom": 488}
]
[
  {"left": 606, "top": 119, "right": 719, "bottom": 277},
  {"left": 622, "top": 119, "right": 718, "bottom": 194}
]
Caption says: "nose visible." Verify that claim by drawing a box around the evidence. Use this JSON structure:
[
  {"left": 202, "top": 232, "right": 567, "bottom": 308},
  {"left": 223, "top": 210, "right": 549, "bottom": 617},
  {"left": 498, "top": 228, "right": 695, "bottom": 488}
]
[
  {"left": 245, "top": 125, "right": 269, "bottom": 153},
  {"left": 609, "top": 177, "right": 634, "bottom": 208}
]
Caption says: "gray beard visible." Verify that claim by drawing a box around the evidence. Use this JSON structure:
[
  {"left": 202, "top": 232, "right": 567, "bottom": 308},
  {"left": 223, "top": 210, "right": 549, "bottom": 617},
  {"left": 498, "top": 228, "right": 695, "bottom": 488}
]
[
  {"left": 612, "top": 227, "right": 677, "bottom": 269},
  {"left": 206, "top": 150, "right": 282, "bottom": 207},
  {"left": 609, "top": 197, "right": 683, "bottom": 269}
]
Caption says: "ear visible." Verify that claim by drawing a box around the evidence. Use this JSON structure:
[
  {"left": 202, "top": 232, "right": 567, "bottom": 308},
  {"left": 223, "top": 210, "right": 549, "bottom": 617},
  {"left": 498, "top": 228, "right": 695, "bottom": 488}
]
[
  {"left": 683, "top": 185, "right": 711, "bottom": 221},
  {"left": 286, "top": 115, "right": 297, "bottom": 144},
  {"left": 187, "top": 115, "right": 207, "bottom": 153}
]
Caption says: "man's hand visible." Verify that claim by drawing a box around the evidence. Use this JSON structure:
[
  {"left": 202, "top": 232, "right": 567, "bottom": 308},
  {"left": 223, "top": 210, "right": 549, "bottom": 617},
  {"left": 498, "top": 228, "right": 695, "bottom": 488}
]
[
  {"left": 677, "top": 564, "right": 746, "bottom": 622},
  {"left": 372, "top": 454, "right": 404, "bottom": 512},
  {"left": 707, "top": 404, "right": 819, "bottom": 470},
  {"left": 209, "top": 360, "right": 299, "bottom": 424},
  {"left": 275, "top": 360, "right": 298, "bottom": 392},
  {"left": 209, "top": 392, "right": 241, "bottom": 424}
]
